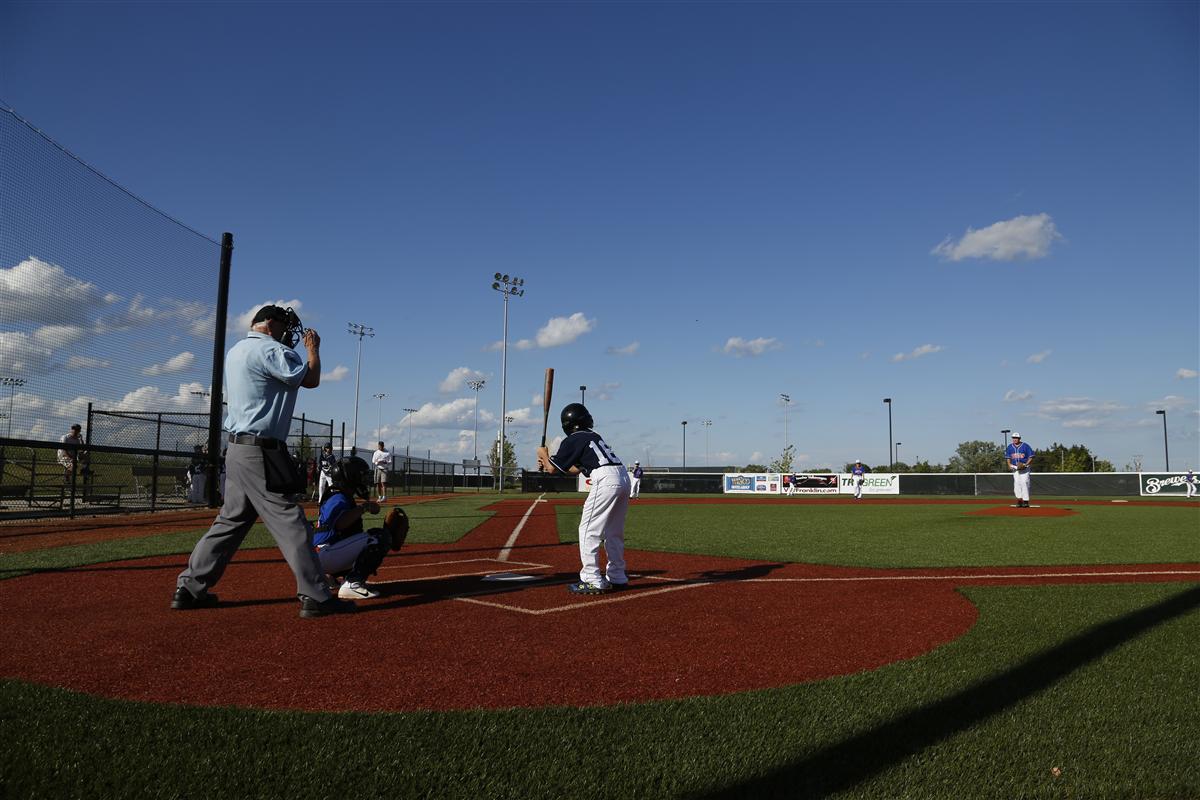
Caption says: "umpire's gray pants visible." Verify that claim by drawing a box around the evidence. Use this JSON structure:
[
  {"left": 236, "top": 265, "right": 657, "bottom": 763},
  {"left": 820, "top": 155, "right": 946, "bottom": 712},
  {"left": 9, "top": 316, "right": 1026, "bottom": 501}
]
[{"left": 177, "top": 442, "right": 331, "bottom": 601}]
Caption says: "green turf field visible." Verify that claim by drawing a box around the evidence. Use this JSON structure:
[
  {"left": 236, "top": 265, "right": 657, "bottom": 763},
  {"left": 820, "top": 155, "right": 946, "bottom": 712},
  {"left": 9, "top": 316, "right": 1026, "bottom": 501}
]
[{"left": 2, "top": 493, "right": 1197, "bottom": 799}]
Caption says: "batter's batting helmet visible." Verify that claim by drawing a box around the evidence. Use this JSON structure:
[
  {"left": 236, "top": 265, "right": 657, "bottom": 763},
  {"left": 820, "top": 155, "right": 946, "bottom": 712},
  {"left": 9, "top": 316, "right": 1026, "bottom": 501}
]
[{"left": 560, "top": 403, "right": 594, "bottom": 434}]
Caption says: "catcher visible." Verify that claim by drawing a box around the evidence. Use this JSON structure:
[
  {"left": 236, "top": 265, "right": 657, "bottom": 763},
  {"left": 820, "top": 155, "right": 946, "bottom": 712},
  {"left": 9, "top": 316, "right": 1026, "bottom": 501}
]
[{"left": 313, "top": 456, "right": 408, "bottom": 599}]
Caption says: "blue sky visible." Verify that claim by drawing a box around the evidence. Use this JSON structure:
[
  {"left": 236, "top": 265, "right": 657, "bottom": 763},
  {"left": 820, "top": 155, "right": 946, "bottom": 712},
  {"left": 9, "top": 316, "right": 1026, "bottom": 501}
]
[{"left": 2, "top": 1, "right": 1197, "bottom": 471}]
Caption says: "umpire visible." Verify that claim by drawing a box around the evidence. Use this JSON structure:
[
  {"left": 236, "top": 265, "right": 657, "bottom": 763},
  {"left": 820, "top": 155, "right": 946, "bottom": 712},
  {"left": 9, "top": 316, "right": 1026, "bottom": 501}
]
[{"left": 172, "top": 305, "right": 355, "bottom": 619}]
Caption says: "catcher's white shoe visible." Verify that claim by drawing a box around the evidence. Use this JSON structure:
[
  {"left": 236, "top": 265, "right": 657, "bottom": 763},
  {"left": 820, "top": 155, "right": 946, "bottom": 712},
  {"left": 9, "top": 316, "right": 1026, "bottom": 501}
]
[{"left": 338, "top": 581, "right": 380, "bottom": 600}]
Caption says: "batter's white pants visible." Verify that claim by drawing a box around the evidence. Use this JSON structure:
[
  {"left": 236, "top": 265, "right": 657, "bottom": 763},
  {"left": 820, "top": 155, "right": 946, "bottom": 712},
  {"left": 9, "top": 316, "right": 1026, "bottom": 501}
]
[
  {"left": 579, "top": 466, "right": 631, "bottom": 587},
  {"left": 629, "top": 477, "right": 641, "bottom": 498},
  {"left": 317, "top": 471, "right": 334, "bottom": 502},
  {"left": 1012, "top": 469, "right": 1031, "bottom": 502}
]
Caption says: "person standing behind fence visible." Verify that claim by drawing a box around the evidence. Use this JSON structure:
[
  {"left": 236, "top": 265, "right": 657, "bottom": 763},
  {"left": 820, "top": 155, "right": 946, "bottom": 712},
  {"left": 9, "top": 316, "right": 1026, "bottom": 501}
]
[
  {"left": 316, "top": 443, "right": 338, "bottom": 503},
  {"left": 372, "top": 441, "right": 390, "bottom": 501},
  {"left": 172, "top": 304, "right": 355, "bottom": 619},
  {"left": 630, "top": 461, "right": 644, "bottom": 498},
  {"left": 57, "top": 423, "right": 85, "bottom": 484},
  {"left": 1005, "top": 432, "right": 1035, "bottom": 508}
]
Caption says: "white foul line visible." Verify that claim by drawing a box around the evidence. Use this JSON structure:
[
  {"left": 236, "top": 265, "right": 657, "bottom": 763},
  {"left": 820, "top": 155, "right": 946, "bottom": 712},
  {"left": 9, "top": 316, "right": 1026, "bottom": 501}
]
[
  {"left": 498, "top": 493, "right": 546, "bottom": 562},
  {"left": 456, "top": 580, "right": 714, "bottom": 615}
]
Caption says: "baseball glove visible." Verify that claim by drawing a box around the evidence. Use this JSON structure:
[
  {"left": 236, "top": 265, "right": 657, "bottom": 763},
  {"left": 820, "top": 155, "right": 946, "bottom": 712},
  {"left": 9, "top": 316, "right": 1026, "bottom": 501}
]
[{"left": 384, "top": 507, "right": 409, "bottom": 551}]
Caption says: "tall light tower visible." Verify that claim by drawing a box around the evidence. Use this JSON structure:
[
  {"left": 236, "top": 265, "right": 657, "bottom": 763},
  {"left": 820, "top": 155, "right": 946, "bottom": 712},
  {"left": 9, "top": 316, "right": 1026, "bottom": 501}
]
[
  {"left": 780, "top": 394, "right": 791, "bottom": 452},
  {"left": 580, "top": 385, "right": 587, "bottom": 404},
  {"left": 701, "top": 419, "right": 713, "bottom": 466},
  {"left": 468, "top": 379, "right": 486, "bottom": 462},
  {"left": 681, "top": 420, "right": 688, "bottom": 468},
  {"left": 2, "top": 377, "right": 27, "bottom": 439},
  {"left": 347, "top": 322, "right": 375, "bottom": 453},
  {"left": 372, "top": 392, "right": 387, "bottom": 441},
  {"left": 883, "top": 398, "right": 893, "bottom": 468},
  {"left": 491, "top": 273, "right": 524, "bottom": 492},
  {"left": 403, "top": 407, "right": 418, "bottom": 459},
  {"left": 1156, "top": 409, "right": 1169, "bottom": 470}
]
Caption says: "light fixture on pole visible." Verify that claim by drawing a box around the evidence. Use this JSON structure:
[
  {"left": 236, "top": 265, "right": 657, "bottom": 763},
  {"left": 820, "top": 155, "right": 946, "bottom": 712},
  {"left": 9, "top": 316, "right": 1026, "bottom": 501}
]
[
  {"left": 2, "top": 377, "right": 27, "bottom": 439},
  {"left": 580, "top": 385, "right": 587, "bottom": 404},
  {"left": 372, "top": 393, "right": 387, "bottom": 441},
  {"left": 491, "top": 273, "right": 525, "bottom": 492},
  {"left": 701, "top": 419, "right": 713, "bottom": 466},
  {"left": 1155, "top": 409, "right": 1169, "bottom": 470},
  {"left": 883, "top": 398, "right": 893, "bottom": 467},
  {"left": 681, "top": 420, "right": 688, "bottom": 468},
  {"left": 347, "top": 322, "right": 375, "bottom": 453},
  {"left": 780, "top": 394, "right": 791, "bottom": 452},
  {"left": 403, "top": 408, "right": 418, "bottom": 460},
  {"left": 467, "top": 379, "right": 486, "bottom": 462},
  {"left": 895, "top": 442, "right": 902, "bottom": 465}
]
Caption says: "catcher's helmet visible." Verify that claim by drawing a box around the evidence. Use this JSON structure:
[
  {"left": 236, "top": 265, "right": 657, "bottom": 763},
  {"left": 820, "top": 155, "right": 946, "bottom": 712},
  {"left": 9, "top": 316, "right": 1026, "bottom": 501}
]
[
  {"left": 332, "top": 456, "right": 371, "bottom": 499},
  {"left": 560, "top": 403, "right": 594, "bottom": 434}
]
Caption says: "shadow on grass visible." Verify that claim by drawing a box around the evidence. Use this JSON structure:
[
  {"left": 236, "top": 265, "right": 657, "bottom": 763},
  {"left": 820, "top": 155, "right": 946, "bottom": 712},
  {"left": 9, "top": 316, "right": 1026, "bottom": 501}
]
[{"left": 700, "top": 584, "right": 1200, "bottom": 799}]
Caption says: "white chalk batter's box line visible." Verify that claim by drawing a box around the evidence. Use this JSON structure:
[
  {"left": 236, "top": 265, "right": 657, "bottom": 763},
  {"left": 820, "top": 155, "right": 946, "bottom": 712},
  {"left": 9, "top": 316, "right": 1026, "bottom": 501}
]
[
  {"left": 452, "top": 568, "right": 1200, "bottom": 616},
  {"left": 374, "top": 557, "right": 553, "bottom": 584}
]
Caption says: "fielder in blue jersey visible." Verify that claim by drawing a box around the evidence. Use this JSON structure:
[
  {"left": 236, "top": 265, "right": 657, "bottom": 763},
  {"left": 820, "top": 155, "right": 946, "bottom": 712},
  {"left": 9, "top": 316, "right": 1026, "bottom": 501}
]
[
  {"left": 1004, "top": 432, "right": 1035, "bottom": 507},
  {"left": 851, "top": 460, "right": 867, "bottom": 500}
]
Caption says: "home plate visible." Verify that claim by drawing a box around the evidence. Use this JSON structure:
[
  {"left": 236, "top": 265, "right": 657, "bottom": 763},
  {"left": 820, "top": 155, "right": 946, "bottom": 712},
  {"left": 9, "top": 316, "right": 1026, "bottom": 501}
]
[{"left": 482, "top": 572, "right": 543, "bottom": 582}]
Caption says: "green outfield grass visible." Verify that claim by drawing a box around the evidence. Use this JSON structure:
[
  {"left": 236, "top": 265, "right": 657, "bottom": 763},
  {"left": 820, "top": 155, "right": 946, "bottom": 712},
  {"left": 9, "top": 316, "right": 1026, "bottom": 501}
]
[
  {"left": 555, "top": 498, "right": 1200, "bottom": 567},
  {"left": 2, "top": 493, "right": 1198, "bottom": 799}
]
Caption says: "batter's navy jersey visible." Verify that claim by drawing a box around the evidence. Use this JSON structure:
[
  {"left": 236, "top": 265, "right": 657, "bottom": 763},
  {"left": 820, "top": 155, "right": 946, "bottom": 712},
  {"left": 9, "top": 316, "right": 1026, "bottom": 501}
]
[{"left": 549, "top": 430, "right": 624, "bottom": 477}]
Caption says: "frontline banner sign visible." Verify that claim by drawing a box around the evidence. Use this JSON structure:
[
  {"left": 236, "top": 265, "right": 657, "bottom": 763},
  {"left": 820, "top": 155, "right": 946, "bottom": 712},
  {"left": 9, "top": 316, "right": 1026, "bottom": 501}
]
[
  {"left": 782, "top": 474, "right": 840, "bottom": 494},
  {"left": 1139, "top": 473, "right": 1195, "bottom": 497},
  {"left": 839, "top": 473, "right": 900, "bottom": 495}
]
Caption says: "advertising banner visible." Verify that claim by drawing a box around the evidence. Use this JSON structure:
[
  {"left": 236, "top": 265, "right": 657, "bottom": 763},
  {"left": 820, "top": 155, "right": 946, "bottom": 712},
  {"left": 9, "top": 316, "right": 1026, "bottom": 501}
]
[
  {"left": 1139, "top": 473, "right": 1196, "bottom": 497},
  {"left": 782, "top": 474, "right": 840, "bottom": 494},
  {"left": 839, "top": 473, "right": 900, "bottom": 495},
  {"left": 723, "top": 473, "right": 782, "bottom": 494}
]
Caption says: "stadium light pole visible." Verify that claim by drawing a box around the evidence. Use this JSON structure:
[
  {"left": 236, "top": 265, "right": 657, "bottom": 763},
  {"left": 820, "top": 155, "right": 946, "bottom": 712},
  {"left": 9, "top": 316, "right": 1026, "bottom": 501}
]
[
  {"left": 3, "top": 377, "right": 27, "bottom": 438},
  {"left": 347, "top": 323, "right": 375, "bottom": 453},
  {"left": 403, "top": 408, "right": 418, "bottom": 461},
  {"left": 895, "top": 442, "right": 902, "bottom": 465},
  {"left": 883, "top": 398, "right": 893, "bottom": 468},
  {"left": 780, "top": 394, "right": 791, "bottom": 452},
  {"left": 1156, "top": 410, "right": 1169, "bottom": 470},
  {"left": 373, "top": 393, "right": 387, "bottom": 441},
  {"left": 491, "top": 273, "right": 524, "bottom": 493},
  {"left": 701, "top": 419, "right": 713, "bottom": 466},
  {"left": 681, "top": 420, "right": 688, "bottom": 469},
  {"left": 468, "top": 379, "right": 486, "bottom": 462},
  {"left": 580, "top": 385, "right": 587, "bottom": 404}
]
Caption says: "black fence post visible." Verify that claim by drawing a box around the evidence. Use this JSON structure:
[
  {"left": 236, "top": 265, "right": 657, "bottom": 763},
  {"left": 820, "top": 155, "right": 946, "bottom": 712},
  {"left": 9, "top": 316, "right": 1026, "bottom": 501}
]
[
  {"left": 206, "top": 232, "right": 233, "bottom": 507},
  {"left": 152, "top": 413, "right": 162, "bottom": 512}
]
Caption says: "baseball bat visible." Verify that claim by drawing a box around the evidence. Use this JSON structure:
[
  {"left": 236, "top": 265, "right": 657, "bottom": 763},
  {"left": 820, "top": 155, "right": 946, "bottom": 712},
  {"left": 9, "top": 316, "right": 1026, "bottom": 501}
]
[{"left": 540, "top": 368, "right": 554, "bottom": 448}]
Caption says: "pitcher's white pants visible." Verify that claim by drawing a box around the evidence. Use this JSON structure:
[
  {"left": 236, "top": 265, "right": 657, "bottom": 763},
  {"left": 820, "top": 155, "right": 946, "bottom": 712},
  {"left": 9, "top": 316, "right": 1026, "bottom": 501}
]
[
  {"left": 579, "top": 466, "right": 631, "bottom": 586},
  {"left": 1013, "top": 469, "right": 1031, "bottom": 503}
]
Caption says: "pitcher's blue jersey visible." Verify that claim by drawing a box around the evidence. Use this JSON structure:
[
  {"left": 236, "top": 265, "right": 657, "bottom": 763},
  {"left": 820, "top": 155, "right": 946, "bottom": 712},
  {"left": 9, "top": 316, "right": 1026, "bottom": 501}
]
[{"left": 1005, "top": 442, "right": 1034, "bottom": 469}]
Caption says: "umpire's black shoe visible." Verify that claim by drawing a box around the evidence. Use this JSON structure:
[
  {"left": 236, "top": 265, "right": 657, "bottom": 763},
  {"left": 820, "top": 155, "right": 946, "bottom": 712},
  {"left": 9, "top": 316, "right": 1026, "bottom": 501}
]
[
  {"left": 298, "top": 595, "right": 357, "bottom": 619},
  {"left": 171, "top": 587, "right": 219, "bottom": 610}
]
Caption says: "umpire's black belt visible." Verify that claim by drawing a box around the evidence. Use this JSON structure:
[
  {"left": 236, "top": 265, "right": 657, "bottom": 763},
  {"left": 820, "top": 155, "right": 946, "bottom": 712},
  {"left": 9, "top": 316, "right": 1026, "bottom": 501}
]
[{"left": 227, "top": 432, "right": 285, "bottom": 449}]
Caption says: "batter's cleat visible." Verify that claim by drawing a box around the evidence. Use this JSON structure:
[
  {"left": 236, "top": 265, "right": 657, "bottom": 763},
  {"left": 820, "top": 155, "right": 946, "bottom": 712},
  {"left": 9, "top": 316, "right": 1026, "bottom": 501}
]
[
  {"left": 171, "top": 587, "right": 219, "bottom": 610},
  {"left": 338, "top": 581, "right": 380, "bottom": 600},
  {"left": 298, "top": 595, "right": 357, "bottom": 618},
  {"left": 567, "top": 581, "right": 610, "bottom": 595},
  {"left": 606, "top": 581, "right": 630, "bottom": 591}
]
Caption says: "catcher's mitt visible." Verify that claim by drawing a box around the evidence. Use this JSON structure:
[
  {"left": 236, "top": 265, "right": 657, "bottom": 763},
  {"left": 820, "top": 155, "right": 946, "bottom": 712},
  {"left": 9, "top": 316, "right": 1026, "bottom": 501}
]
[{"left": 384, "top": 507, "right": 409, "bottom": 551}]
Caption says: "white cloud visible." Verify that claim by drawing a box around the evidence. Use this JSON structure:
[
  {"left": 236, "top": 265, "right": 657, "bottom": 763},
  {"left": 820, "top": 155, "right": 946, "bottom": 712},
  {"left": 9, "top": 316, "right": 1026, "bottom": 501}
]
[
  {"left": 32, "top": 325, "right": 89, "bottom": 349},
  {"left": 1027, "top": 350, "right": 1052, "bottom": 364},
  {"left": 1146, "top": 395, "right": 1193, "bottom": 412},
  {"left": 0, "top": 257, "right": 116, "bottom": 325},
  {"left": 722, "top": 337, "right": 782, "bottom": 358},
  {"left": 1039, "top": 397, "right": 1126, "bottom": 416},
  {"left": 402, "top": 398, "right": 498, "bottom": 430},
  {"left": 114, "top": 382, "right": 210, "bottom": 413},
  {"left": 532, "top": 394, "right": 542, "bottom": 408},
  {"left": 66, "top": 356, "right": 111, "bottom": 370},
  {"left": 439, "top": 367, "right": 486, "bottom": 393},
  {"left": 595, "top": 382, "right": 622, "bottom": 401},
  {"left": 1177, "top": 368, "right": 1199, "bottom": 380},
  {"left": 750, "top": 451, "right": 765, "bottom": 463},
  {"left": 143, "top": 351, "right": 196, "bottom": 376},
  {"left": 1003, "top": 389, "right": 1033, "bottom": 402},
  {"left": 325, "top": 365, "right": 349, "bottom": 381},
  {"left": 535, "top": 313, "right": 595, "bottom": 348},
  {"left": 0, "top": 331, "right": 55, "bottom": 373},
  {"left": 606, "top": 341, "right": 640, "bottom": 356},
  {"left": 932, "top": 213, "right": 1063, "bottom": 262},
  {"left": 891, "top": 344, "right": 944, "bottom": 363},
  {"left": 231, "top": 299, "right": 303, "bottom": 332},
  {"left": 1061, "top": 418, "right": 1104, "bottom": 429}
]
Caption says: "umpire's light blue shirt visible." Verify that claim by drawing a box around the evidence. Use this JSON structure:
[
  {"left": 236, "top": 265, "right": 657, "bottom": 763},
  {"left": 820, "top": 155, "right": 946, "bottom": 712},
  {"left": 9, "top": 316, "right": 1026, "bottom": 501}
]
[{"left": 223, "top": 332, "right": 308, "bottom": 441}]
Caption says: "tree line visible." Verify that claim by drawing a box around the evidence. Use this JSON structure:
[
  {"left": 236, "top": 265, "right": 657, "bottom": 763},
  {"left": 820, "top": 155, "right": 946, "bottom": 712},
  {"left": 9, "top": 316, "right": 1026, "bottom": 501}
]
[{"left": 750, "top": 441, "right": 1116, "bottom": 474}]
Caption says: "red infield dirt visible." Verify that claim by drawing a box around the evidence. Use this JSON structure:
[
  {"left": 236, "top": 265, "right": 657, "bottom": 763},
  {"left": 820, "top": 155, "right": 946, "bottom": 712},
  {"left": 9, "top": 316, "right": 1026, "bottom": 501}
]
[{"left": 1, "top": 497, "right": 1195, "bottom": 713}]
